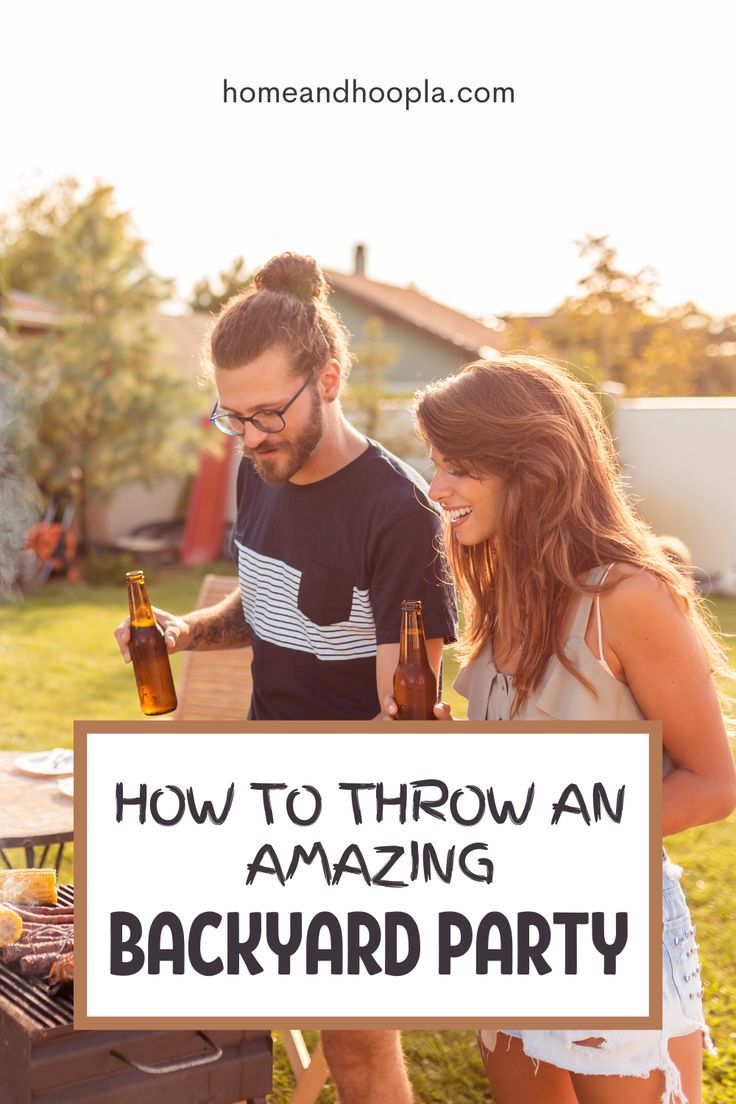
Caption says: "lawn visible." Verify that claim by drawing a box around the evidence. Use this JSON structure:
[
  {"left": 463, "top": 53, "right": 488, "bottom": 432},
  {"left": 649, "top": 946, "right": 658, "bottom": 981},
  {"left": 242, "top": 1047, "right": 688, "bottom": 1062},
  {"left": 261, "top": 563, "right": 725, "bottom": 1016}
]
[{"left": 0, "top": 569, "right": 734, "bottom": 1103}]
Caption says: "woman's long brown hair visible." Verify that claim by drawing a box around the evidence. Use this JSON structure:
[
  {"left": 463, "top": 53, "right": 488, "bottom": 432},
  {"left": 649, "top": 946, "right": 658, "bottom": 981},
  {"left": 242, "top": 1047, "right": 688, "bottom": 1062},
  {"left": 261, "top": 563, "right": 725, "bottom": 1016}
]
[{"left": 415, "top": 356, "right": 729, "bottom": 715}]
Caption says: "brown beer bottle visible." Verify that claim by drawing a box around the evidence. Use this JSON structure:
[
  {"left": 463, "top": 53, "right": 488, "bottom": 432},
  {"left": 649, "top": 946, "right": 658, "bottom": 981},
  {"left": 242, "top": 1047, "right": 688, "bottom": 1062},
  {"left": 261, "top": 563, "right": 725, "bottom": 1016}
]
[
  {"left": 126, "top": 570, "right": 178, "bottom": 716},
  {"left": 393, "top": 600, "right": 437, "bottom": 720}
]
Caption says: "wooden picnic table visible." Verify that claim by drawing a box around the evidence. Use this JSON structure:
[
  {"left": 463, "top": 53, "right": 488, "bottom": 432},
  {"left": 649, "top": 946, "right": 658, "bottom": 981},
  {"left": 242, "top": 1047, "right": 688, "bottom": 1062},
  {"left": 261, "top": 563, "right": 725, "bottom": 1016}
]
[{"left": 0, "top": 750, "right": 73, "bottom": 870}]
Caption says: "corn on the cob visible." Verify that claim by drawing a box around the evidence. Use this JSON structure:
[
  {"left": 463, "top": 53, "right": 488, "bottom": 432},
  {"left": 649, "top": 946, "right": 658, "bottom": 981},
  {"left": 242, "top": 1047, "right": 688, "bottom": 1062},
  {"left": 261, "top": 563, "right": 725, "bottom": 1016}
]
[
  {"left": 0, "top": 906, "right": 23, "bottom": 946},
  {"left": 0, "top": 868, "right": 58, "bottom": 906}
]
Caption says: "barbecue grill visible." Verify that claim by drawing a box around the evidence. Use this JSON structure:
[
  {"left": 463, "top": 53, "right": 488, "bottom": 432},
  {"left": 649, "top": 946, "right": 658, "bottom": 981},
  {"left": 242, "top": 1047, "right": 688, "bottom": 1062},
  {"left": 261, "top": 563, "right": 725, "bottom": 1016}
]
[{"left": 0, "top": 887, "right": 272, "bottom": 1103}]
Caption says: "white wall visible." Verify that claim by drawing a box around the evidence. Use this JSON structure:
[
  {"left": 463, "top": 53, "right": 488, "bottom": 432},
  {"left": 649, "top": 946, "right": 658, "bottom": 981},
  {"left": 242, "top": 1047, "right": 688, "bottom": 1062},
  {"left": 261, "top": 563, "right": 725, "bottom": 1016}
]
[
  {"left": 87, "top": 478, "right": 183, "bottom": 543},
  {"left": 614, "top": 398, "right": 736, "bottom": 578}
]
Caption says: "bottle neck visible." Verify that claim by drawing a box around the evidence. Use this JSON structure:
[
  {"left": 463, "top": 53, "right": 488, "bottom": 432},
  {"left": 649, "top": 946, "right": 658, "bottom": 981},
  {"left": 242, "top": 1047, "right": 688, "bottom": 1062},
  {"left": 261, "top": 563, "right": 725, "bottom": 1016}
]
[
  {"left": 127, "top": 574, "right": 156, "bottom": 627},
  {"left": 399, "top": 605, "right": 429, "bottom": 666}
]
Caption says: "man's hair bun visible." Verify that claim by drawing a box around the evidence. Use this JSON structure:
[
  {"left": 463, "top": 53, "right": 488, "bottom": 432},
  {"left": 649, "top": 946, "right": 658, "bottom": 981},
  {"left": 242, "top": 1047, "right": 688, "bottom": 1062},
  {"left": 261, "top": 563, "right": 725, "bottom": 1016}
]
[
  {"left": 210, "top": 250, "right": 352, "bottom": 383},
  {"left": 255, "top": 253, "right": 328, "bottom": 304}
]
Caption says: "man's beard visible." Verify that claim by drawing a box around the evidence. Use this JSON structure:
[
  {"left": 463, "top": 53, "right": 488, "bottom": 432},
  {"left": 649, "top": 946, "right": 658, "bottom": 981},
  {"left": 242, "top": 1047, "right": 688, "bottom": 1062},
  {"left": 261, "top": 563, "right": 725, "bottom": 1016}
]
[{"left": 242, "top": 387, "right": 324, "bottom": 485}]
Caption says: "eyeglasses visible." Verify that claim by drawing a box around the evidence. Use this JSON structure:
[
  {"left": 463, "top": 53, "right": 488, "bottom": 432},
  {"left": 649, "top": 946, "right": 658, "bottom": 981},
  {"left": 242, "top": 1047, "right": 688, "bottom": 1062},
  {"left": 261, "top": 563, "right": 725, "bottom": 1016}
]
[{"left": 209, "top": 371, "right": 315, "bottom": 437}]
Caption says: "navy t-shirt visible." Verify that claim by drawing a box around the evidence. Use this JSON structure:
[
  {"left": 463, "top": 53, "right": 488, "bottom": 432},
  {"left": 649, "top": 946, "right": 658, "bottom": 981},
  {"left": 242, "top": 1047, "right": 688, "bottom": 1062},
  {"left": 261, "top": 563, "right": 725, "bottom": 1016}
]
[{"left": 231, "top": 440, "right": 457, "bottom": 719}]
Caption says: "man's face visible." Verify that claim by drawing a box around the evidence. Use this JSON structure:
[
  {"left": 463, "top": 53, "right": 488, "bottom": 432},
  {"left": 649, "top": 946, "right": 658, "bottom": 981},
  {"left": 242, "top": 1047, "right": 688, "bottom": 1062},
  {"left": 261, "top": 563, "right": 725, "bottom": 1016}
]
[{"left": 214, "top": 346, "right": 323, "bottom": 484}]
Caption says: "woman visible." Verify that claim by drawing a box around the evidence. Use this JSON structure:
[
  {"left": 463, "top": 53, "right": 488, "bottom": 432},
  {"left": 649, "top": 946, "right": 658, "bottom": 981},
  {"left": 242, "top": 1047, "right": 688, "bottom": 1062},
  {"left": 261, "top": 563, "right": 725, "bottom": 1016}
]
[{"left": 385, "top": 356, "right": 736, "bottom": 1104}]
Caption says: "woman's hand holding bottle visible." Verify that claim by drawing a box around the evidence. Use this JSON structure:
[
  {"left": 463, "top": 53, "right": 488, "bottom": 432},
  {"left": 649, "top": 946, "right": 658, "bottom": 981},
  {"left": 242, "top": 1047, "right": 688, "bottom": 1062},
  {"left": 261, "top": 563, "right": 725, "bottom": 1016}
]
[{"left": 379, "top": 694, "right": 453, "bottom": 722}]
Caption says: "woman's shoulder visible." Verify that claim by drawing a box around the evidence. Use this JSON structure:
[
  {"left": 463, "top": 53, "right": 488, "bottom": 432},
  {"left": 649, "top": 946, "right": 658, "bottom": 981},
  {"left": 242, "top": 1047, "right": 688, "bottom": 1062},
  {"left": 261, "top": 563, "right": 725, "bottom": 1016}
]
[
  {"left": 599, "top": 562, "right": 684, "bottom": 635},
  {"left": 601, "top": 561, "right": 670, "bottom": 594}
]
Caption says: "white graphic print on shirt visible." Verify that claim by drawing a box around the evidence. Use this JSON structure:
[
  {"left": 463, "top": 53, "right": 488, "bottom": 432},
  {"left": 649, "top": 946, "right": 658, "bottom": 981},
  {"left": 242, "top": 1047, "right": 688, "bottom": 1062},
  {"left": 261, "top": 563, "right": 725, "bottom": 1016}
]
[{"left": 235, "top": 541, "right": 376, "bottom": 661}]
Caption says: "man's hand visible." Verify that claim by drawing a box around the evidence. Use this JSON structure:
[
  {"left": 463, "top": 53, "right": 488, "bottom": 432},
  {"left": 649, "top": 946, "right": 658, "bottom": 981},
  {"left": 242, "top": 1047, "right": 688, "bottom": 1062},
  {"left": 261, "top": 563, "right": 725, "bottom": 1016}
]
[
  {"left": 114, "top": 606, "right": 192, "bottom": 663},
  {"left": 116, "top": 588, "right": 250, "bottom": 661}
]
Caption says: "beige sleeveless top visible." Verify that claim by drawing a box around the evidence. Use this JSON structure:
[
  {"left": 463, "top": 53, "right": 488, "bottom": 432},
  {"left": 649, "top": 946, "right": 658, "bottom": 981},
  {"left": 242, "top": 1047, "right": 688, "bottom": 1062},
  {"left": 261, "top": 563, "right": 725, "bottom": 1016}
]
[{"left": 453, "top": 565, "right": 672, "bottom": 776}]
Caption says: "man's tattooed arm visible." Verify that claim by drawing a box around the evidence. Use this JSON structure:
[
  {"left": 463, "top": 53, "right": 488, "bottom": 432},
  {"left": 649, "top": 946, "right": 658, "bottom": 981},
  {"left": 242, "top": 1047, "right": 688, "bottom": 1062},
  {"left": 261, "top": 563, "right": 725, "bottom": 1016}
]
[{"left": 183, "top": 588, "right": 252, "bottom": 650}]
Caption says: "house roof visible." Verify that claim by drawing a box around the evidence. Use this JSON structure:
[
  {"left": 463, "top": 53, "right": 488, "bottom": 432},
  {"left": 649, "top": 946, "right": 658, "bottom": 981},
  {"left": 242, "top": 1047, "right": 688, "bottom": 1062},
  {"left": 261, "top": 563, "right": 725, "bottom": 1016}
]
[
  {"left": 151, "top": 311, "right": 212, "bottom": 380},
  {"left": 2, "top": 293, "right": 214, "bottom": 380},
  {"left": 5, "top": 274, "right": 504, "bottom": 368},
  {"left": 325, "top": 270, "right": 503, "bottom": 357},
  {"left": 3, "top": 289, "right": 64, "bottom": 329}
]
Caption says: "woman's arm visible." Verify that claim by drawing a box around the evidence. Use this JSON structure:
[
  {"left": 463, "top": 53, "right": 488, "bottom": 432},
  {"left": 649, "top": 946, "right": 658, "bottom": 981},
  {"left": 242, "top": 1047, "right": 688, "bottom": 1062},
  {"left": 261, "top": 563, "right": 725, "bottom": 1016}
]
[{"left": 600, "top": 568, "right": 736, "bottom": 837}]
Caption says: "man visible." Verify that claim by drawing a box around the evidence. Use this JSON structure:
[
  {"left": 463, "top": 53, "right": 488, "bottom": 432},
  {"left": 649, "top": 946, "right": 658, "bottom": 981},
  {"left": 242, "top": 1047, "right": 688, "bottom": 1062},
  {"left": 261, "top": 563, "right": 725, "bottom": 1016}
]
[{"left": 116, "top": 253, "right": 456, "bottom": 1103}]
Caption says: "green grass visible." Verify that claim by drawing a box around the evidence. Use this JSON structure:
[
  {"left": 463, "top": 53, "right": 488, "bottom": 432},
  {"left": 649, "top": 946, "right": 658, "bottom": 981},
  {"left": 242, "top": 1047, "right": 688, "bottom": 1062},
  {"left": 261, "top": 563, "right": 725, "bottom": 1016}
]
[
  {"left": 0, "top": 564, "right": 224, "bottom": 750},
  {"left": 0, "top": 564, "right": 222, "bottom": 884},
  {"left": 1, "top": 574, "right": 734, "bottom": 1103}
]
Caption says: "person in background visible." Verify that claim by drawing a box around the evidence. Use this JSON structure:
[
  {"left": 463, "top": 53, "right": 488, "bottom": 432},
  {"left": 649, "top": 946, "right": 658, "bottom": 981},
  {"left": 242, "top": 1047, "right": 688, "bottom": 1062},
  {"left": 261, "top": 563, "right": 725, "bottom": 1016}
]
[
  {"left": 116, "top": 252, "right": 457, "bottom": 1104},
  {"left": 383, "top": 355, "right": 735, "bottom": 1104}
]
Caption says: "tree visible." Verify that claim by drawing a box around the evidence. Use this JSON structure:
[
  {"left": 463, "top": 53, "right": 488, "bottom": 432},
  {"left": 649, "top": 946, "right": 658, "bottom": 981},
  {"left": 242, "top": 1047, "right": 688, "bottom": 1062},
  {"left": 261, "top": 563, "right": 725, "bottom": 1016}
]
[
  {"left": 0, "top": 183, "right": 79, "bottom": 300},
  {"left": 189, "top": 256, "right": 250, "bottom": 313},
  {"left": 348, "top": 317, "right": 399, "bottom": 438},
  {"left": 503, "top": 236, "right": 736, "bottom": 396},
  {"left": 0, "top": 338, "right": 39, "bottom": 594},
  {"left": 625, "top": 303, "right": 706, "bottom": 396},
  {"left": 567, "top": 234, "right": 657, "bottom": 383},
  {"left": 0, "top": 178, "right": 201, "bottom": 547}
]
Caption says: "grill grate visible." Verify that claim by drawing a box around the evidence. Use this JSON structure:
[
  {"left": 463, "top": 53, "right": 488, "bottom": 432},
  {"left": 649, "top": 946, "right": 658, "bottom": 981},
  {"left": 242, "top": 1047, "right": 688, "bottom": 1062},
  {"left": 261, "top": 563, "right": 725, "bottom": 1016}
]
[
  {"left": 0, "top": 886, "right": 272, "bottom": 1103},
  {"left": 0, "top": 883, "right": 74, "bottom": 1034}
]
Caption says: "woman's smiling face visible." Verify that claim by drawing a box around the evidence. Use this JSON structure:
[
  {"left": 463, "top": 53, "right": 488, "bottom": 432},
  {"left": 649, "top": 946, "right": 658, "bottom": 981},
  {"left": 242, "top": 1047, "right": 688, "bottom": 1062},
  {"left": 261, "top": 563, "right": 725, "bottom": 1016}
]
[{"left": 427, "top": 449, "right": 505, "bottom": 545}]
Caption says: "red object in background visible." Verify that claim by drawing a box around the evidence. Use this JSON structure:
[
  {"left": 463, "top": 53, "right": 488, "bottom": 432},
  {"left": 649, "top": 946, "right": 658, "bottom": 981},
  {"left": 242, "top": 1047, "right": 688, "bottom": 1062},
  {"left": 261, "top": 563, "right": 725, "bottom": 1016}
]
[
  {"left": 180, "top": 418, "right": 236, "bottom": 566},
  {"left": 25, "top": 518, "right": 80, "bottom": 583}
]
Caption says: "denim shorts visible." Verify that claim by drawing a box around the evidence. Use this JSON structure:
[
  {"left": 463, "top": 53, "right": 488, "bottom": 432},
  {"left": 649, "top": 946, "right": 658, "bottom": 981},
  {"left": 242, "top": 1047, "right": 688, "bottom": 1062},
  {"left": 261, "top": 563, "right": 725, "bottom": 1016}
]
[{"left": 478, "top": 855, "right": 714, "bottom": 1104}]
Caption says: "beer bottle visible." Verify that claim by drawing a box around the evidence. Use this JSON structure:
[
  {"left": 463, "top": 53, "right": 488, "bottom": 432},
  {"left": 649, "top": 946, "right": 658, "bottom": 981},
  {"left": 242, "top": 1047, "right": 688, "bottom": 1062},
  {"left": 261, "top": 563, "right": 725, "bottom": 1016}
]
[
  {"left": 393, "top": 599, "right": 437, "bottom": 720},
  {"left": 126, "top": 570, "right": 178, "bottom": 716}
]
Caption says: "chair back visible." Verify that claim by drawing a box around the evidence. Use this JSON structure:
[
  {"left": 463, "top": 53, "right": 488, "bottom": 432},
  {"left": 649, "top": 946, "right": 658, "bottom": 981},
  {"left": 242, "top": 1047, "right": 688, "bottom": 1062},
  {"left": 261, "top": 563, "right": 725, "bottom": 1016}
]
[
  {"left": 174, "top": 576, "right": 328, "bottom": 1103},
  {"left": 174, "top": 574, "right": 253, "bottom": 720}
]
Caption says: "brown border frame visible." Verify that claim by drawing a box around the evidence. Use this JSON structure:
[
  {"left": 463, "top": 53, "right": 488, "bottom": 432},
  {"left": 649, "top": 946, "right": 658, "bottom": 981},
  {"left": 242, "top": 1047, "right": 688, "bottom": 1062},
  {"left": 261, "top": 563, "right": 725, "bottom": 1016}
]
[{"left": 73, "top": 719, "right": 662, "bottom": 1030}]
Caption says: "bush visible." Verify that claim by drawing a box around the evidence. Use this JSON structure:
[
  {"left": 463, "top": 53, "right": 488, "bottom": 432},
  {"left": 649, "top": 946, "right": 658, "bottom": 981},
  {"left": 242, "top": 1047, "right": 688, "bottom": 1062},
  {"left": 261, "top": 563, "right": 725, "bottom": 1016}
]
[{"left": 82, "top": 549, "right": 137, "bottom": 586}]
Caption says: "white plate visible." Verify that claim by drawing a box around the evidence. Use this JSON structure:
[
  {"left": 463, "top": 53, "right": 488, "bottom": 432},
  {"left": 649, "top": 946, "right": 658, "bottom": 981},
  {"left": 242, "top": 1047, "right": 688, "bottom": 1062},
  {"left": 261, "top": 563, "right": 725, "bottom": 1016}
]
[
  {"left": 14, "top": 749, "right": 74, "bottom": 778},
  {"left": 58, "top": 778, "right": 74, "bottom": 799}
]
